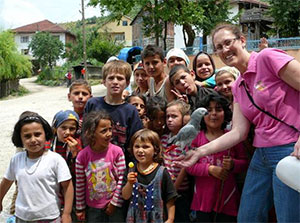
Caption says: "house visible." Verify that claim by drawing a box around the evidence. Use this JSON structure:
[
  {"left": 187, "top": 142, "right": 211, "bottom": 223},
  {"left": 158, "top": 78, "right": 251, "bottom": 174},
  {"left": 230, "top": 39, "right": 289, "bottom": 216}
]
[
  {"left": 130, "top": 9, "right": 174, "bottom": 51},
  {"left": 12, "top": 20, "right": 76, "bottom": 65},
  {"left": 98, "top": 15, "right": 133, "bottom": 47}
]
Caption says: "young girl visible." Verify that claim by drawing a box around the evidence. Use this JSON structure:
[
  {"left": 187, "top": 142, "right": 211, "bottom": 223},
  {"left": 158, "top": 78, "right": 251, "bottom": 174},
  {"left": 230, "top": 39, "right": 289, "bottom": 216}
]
[
  {"left": 122, "top": 129, "right": 177, "bottom": 223},
  {"left": 75, "top": 111, "right": 126, "bottom": 222},
  {"left": 126, "top": 93, "right": 149, "bottom": 128},
  {"left": 185, "top": 94, "right": 248, "bottom": 222},
  {"left": 215, "top": 66, "right": 240, "bottom": 103},
  {"left": 132, "top": 62, "right": 149, "bottom": 96},
  {"left": 161, "top": 100, "right": 191, "bottom": 223},
  {"left": 0, "top": 112, "right": 73, "bottom": 222},
  {"left": 192, "top": 51, "right": 216, "bottom": 88},
  {"left": 146, "top": 96, "right": 167, "bottom": 136}
]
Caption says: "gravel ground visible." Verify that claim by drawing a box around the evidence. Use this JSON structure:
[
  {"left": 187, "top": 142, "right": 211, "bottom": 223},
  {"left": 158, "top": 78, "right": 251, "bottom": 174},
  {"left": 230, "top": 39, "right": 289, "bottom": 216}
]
[{"left": 0, "top": 77, "right": 106, "bottom": 221}]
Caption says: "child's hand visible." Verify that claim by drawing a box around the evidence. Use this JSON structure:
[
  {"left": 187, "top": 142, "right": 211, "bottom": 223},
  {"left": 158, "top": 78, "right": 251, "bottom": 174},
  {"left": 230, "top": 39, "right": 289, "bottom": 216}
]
[
  {"left": 223, "top": 156, "right": 234, "bottom": 171},
  {"left": 165, "top": 219, "right": 174, "bottom": 223},
  {"left": 105, "top": 203, "right": 116, "bottom": 216},
  {"left": 208, "top": 165, "right": 229, "bottom": 181},
  {"left": 127, "top": 172, "right": 137, "bottom": 185},
  {"left": 76, "top": 210, "right": 86, "bottom": 221},
  {"left": 66, "top": 136, "right": 79, "bottom": 157},
  {"left": 171, "top": 89, "right": 189, "bottom": 104},
  {"left": 61, "top": 213, "right": 72, "bottom": 223}
]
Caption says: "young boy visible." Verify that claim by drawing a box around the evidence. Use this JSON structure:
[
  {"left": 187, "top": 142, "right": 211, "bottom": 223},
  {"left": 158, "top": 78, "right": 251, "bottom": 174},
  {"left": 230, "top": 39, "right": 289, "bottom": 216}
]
[
  {"left": 68, "top": 79, "right": 92, "bottom": 130},
  {"left": 161, "top": 100, "right": 192, "bottom": 223},
  {"left": 142, "top": 45, "right": 169, "bottom": 100},
  {"left": 166, "top": 48, "right": 190, "bottom": 70},
  {"left": 169, "top": 64, "right": 217, "bottom": 112},
  {"left": 84, "top": 60, "right": 143, "bottom": 164}
]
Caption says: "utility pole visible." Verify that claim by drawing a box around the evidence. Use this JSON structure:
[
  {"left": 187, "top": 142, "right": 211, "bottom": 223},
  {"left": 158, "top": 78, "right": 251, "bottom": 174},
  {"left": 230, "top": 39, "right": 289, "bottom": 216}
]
[{"left": 81, "top": 0, "right": 88, "bottom": 80}]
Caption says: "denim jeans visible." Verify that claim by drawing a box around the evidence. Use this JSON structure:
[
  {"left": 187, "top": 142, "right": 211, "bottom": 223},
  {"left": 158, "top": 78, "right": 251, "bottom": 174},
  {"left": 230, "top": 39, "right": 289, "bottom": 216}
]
[
  {"left": 87, "top": 206, "right": 124, "bottom": 223},
  {"left": 237, "top": 144, "right": 300, "bottom": 222}
]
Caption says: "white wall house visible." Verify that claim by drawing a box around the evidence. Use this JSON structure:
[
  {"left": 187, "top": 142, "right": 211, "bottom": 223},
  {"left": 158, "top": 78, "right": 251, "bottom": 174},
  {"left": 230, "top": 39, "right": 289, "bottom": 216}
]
[{"left": 12, "top": 20, "right": 76, "bottom": 65}]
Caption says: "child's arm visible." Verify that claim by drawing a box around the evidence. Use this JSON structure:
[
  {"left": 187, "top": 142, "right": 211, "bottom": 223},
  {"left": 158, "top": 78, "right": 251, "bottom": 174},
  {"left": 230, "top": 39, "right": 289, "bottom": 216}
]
[
  {"left": 174, "top": 168, "right": 187, "bottom": 191},
  {"left": 122, "top": 172, "right": 137, "bottom": 200},
  {"left": 61, "top": 179, "right": 74, "bottom": 223},
  {"left": 0, "top": 178, "right": 14, "bottom": 212},
  {"left": 165, "top": 198, "right": 176, "bottom": 223},
  {"left": 75, "top": 156, "right": 86, "bottom": 221}
]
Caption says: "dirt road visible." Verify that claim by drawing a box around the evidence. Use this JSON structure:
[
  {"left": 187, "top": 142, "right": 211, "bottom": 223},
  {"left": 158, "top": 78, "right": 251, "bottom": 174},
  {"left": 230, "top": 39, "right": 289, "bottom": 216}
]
[{"left": 0, "top": 77, "right": 106, "bottom": 221}]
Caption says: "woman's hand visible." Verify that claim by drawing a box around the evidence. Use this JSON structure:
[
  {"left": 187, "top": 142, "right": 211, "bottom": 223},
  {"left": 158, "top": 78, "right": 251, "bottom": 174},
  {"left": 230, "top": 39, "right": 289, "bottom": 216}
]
[
  {"left": 208, "top": 165, "right": 229, "bottom": 181},
  {"left": 173, "top": 149, "right": 203, "bottom": 168},
  {"left": 291, "top": 136, "right": 300, "bottom": 159}
]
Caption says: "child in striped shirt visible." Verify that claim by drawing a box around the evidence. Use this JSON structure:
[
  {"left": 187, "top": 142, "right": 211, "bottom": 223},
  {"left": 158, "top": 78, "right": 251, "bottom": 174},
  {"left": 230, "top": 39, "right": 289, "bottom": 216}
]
[
  {"left": 75, "top": 111, "right": 126, "bottom": 222},
  {"left": 161, "top": 100, "right": 192, "bottom": 223}
]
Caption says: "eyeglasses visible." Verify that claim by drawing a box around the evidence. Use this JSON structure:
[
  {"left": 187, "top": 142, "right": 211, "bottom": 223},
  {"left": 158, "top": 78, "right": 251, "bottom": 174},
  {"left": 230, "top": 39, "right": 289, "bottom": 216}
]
[{"left": 214, "top": 38, "right": 238, "bottom": 53}]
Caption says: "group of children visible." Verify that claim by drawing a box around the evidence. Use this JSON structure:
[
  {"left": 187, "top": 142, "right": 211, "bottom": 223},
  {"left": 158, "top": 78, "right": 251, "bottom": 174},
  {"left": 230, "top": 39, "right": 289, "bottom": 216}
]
[{"left": 0, "top": 44, "right": 250, "bottom": 223}]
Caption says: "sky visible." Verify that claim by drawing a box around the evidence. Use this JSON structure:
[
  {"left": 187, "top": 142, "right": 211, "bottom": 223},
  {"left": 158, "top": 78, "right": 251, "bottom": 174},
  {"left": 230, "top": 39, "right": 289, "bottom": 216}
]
[{"left": 0, "top": 0, "right": 102, "bottom": 30}]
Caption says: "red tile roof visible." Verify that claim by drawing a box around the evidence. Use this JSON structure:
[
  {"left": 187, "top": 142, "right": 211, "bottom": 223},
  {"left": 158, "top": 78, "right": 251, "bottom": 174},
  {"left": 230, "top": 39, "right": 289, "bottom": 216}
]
[{"left": 12, "top": 20, "right": 69, "bottom": 33}]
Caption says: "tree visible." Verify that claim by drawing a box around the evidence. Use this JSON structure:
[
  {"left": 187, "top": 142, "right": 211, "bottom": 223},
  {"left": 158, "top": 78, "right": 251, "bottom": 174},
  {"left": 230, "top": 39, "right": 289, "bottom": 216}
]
[
  {"left": 0, "top": 31, "right": 31, "bottom": 81},
  {"left": 89, "top": 0, "right": 231, "bottom": 48},
  {"left": 29, "top": 32, "right": 64, "bottom": 69},
  {"left": 268, "top": 0, "right": 300, "bottom": 37}
]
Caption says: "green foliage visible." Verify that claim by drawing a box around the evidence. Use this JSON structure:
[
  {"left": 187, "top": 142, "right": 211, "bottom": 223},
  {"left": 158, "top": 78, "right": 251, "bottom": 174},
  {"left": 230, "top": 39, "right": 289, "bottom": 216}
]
[
  {"left": 87, "top": 36, "right": 124, "bottom": 63},
  {"left": 29, "top": 32, "right": 64, "bottom": 69},
  {"left": 0, "top": 31, "right": 32, "bottom": 81},
  {"left": 268, "top": 0, "right": 300, "bottom": 37},
  {"left": 88, "top": 0, "right": 231, "bottom": 47},
  {"left": 36, "top": 66, "right": 67, "bottom": 86}
]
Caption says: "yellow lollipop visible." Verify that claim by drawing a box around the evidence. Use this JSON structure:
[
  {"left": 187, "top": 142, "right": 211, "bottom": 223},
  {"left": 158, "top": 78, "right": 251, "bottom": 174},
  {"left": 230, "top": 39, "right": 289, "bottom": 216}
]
[{"left": 128, "top": 162, "right": 135, "bottom": 168}]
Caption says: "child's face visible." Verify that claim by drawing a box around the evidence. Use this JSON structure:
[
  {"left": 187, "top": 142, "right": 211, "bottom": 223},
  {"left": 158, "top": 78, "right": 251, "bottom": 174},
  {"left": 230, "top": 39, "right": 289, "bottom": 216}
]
[
  {"left": 92, "top": 119, "right": 112, "bottom": 151},
  {"left": 129, "top": 96, "right": 146, "bottom": 117},
  {"left": 166, "top": 105, "right": 183, "bottom": 135},
  {"left": 56, "top": 120, "right": 77, "bottom": 142},
  {"left": 133, "top": 138, "right": 155, "bottom": 166},
  {"left": 149, "top": 110, "right": 165, "bottom": 132},
  {"left": 196, "top": 54, "right": 214, "bottom": 80},
  {"left": 204, "top": 101, "right": 224, "bottom": 131},
  {"left": 21, "top": 122, "right": 46, "bottom": 158},
  {"left": 143, "top": 54, "right": 166, "bottom": 79},
  {"left": 168, "top": 56, "right": 186, "bottom": 70},
  {"left": 171, "top": 69, "right": 197, "bottom": 96},
  {"left": 134, "top": 69, "right": 149, "bottom": 90},
  {"left": 215, "top": 72, "right": 235, "bottom": 99},
  {"left": 68, "top": 85, "right": 92, "bottom": 114},
  {"left": 103, "top": 72, "right": 129, "bottom": 97}
]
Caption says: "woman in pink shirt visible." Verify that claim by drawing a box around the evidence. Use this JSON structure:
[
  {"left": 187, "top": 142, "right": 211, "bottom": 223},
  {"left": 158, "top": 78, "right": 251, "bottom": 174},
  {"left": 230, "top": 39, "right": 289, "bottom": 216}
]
[{"left": 176, "top": 23, "right": 300, "bottom": 222}]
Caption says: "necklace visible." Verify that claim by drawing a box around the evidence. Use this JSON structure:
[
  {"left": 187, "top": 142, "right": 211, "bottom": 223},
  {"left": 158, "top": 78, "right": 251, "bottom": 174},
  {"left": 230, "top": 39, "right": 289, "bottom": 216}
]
[
  {"left": 138, "top": 163, "right": 158, "bottom": 175},
  {"left": 25, "top": 153, "right": 44, "bottom": 175}
]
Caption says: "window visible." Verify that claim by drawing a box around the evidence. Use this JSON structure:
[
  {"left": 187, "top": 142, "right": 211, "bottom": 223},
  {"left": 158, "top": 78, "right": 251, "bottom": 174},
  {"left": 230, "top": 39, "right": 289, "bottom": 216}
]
[
  {"left": 122, "top": 20, "right": 128, "bottom": 26},
  {"left": 21, "top": 49, "right": 29, "bottom": 55},
  {"left": 21, "top": 36, "right": 29, "bottom": 43},
  {"left": 115, "top": 33, "right": 125, "bottom": 41},
  {"left": 53, "top": 35, "right": 60, "bottom": 40}
]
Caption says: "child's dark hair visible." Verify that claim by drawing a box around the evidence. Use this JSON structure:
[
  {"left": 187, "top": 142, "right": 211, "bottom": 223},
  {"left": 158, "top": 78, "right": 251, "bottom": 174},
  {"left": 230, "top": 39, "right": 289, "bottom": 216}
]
[
  {"left": 69, "top": 79, "right": 92, "bottom": 94},
  {"left": 12, "top": 112, "right": 53, "bottom": 148},
  {"left": 198, "top": 94, "right": 232, "bottom": 130},
  {"left": 125, "top": 92, "right": 147, "bottom": 106},
  {"left": 141, "top": 45, "right": 165, "bottom": 62},
  {"left": 192, "top": 51, "right": 216, "bottom": 81},
  {"left": 169, "top": 64, "right": 190, "bottom": 86},
  {"left": 82, "top": 110, "right": 113, "bottom": 146},
  {"left": 146, "top": 96, "right": 167, "bottom": 121},
  {"left": 129, "top": 129, "right": 163, "bottom": 164}
]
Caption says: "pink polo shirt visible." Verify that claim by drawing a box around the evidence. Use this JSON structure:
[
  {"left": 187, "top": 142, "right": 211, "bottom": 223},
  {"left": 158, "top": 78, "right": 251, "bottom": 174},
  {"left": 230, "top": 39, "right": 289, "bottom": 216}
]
[{"left": 232, "top": 48, "right": 300, "bottom": 147}]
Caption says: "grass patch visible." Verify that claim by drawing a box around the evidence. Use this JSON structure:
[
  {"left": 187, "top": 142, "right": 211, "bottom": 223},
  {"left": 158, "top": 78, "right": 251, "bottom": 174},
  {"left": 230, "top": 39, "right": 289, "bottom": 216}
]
[
  {"left": 10, "top": 85, "right": 29, "bottom": 96},
  {"left": 88, "top": 79, "right": 102, "bottom": 86}
]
